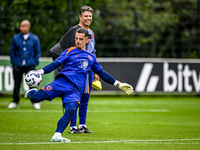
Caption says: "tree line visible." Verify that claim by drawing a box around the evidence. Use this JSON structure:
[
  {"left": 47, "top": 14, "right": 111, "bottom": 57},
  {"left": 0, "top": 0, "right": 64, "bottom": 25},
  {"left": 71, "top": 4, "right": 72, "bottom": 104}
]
[{"left": 1, "top": 0, "right": 198, "bottom": 58}]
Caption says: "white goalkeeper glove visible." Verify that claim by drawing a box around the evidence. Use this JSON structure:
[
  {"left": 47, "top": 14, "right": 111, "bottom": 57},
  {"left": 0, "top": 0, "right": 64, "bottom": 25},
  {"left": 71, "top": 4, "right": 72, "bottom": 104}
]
[
  {"left": 114, "top": 80, "right": 133, "bottom": 95},
  {"left": 37, "top": 69, "right": 44, "bottom": 75}
]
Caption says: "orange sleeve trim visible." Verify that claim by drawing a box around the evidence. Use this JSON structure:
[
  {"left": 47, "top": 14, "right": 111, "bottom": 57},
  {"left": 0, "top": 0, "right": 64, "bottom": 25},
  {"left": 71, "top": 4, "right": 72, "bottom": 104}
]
[
  {"left": 87, "top": 84, "right": 90, "bottom": 94},
  {"left": 88, "top": 28, "right": 94, "bottom": 33},
  {"left": 41, "top": 87, "right": 45, "bottom": 91},
  {"left": 65, "top": 47, "right": 76, "bottom": 57}
]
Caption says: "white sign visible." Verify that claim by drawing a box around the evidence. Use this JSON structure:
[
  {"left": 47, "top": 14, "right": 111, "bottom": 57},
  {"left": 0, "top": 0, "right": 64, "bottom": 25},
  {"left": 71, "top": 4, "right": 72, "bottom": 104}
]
[{"left": 0, "top": 66, "right": 29, "bottom": 92}]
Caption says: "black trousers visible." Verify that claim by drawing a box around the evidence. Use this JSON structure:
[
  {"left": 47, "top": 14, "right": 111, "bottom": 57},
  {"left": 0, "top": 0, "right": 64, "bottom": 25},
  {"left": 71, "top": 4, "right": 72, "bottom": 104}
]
[{"left": 13, "top": 65, "right": 35, "bottom": 103}]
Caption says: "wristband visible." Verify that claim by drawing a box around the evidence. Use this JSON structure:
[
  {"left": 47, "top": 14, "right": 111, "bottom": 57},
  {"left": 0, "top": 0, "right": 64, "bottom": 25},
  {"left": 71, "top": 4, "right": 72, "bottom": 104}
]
[
  {"left": 113, "top": 80, "right": 121, "bottom": 88},
  {"left": 37, "top": 69, "right": 44, "bottom": 75}
]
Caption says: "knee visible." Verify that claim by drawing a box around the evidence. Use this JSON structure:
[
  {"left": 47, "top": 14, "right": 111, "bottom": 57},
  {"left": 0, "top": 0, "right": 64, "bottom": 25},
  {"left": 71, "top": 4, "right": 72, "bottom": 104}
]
[
  {"left": 69, "top": 107, "right": 77, "bottom": 114},
  {"left": 64, "top": 102, "right": 78, "bottom": 114},
  {"left": 30, "top": 89, "right": 49, "bottom": 102}
]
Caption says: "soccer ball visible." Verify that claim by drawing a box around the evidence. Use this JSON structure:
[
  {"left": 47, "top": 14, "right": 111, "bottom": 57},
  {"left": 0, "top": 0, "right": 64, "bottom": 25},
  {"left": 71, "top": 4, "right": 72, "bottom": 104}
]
[{"left": 25, "top": 70, "right": 42, "bottom": 87}]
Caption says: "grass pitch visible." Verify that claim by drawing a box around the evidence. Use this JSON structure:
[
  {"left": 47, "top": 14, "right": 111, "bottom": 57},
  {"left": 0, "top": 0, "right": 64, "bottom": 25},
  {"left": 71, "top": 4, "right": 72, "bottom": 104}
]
[{"left": 0, "top": 95, "right": 200, "bottom": 150}]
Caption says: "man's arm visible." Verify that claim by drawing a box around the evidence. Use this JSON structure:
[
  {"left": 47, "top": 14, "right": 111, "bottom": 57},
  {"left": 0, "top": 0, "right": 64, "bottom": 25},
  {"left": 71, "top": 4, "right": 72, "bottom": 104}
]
[
  {"left": 38, "top": 61, "right": 60, "bottom": 75},
  {"left": 96, "top": 69, "right": 133, "bottom": 95},
  {"left": 10, "top": 37, "right": 17, "bottom": 65},
  {"left": 39, "top": 48, "right": 71, "bottom": 74},
  {"left": 96, "top": 69, "right": 115, "bottom": 85},
  {"left": 34, "top": 36, "right": 41, "bottom": 65}
]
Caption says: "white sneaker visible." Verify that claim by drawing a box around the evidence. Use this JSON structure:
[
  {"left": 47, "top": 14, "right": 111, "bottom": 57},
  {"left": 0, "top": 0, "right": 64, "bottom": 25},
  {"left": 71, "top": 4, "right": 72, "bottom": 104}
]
[
  {"left": 24, "top": 88, "right": 37, "bottom": 99},
  {"left": 51, "top": 135, "right": 70, "bottom": 143},
  {"left": 8, "top": 102, "right": 18, "bottom": 109},
  {"left": 32, "top": 103, "right": 41, "bottom": 109}
]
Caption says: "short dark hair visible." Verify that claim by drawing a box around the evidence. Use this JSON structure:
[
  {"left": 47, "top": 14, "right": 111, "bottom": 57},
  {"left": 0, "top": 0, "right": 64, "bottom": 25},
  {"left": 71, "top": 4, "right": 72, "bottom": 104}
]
[
  {"left": 76, "top": 28, "right": 91, "bottom": 39},
  {"left": 79, "top": 6, "right": 93, "bottom": 15}
]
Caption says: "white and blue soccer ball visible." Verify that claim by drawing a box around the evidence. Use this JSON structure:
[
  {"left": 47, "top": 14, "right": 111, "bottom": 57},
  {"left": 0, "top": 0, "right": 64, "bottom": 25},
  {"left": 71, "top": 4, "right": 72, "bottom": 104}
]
[{"left": 25, "top": 70, "right": 42, "bottom": 87}]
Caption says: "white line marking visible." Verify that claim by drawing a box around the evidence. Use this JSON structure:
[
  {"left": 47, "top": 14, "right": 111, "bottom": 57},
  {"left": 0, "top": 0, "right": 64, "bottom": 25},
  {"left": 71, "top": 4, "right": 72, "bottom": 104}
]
[
  {"left": 1, "top": 100, "right": 198, "bottom": 105},
  {"left": 0, "top": 138, "right": 199, "bottom": 145},
  {"left": 126, "top": 142, "right": 200, "bottom": 145},
  {"left": 0, "top": 109, "right": 170, "bottom": 113},
  {"left": 88, "top": 109, "right": 169, "bottom": 112}
]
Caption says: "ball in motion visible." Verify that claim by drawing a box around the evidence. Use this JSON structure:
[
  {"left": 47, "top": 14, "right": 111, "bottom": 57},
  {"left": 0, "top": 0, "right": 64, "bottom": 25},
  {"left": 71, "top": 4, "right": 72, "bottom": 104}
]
[{"left": 25, "top": 70, "right": 42, "bottom": 87}]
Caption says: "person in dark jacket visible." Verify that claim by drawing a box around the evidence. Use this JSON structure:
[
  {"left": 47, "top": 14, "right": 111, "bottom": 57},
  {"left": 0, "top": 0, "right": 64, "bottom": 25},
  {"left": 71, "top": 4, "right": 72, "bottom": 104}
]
[{"left": 8, "top": 20, "right": 41, "bottom": 109}]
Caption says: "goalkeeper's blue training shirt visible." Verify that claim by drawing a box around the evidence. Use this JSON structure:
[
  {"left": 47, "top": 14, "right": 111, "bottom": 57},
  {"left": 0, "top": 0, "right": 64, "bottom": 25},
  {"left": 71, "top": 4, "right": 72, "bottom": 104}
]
[{"left": 55, "top": 47, "right": 102, "bottom": 92}]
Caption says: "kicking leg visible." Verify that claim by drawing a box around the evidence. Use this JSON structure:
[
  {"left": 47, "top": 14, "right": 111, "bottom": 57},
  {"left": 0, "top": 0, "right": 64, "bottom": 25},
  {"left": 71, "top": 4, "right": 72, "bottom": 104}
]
[{"left": 25, "top": 89, "right": 50, "bottom": 103}]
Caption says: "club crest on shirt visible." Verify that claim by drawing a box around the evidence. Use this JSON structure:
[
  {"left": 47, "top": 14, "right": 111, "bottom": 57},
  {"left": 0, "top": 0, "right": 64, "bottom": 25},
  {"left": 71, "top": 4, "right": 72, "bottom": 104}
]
[{"left": 78, "top": 60, "right": 89, "bottom": 70}]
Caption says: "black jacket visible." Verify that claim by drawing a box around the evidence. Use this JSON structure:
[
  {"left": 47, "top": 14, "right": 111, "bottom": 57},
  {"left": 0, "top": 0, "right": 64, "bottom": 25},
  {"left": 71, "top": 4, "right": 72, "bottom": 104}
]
[
  {"left": 50, "top": 25, "right": 81, "bottom": 61},
  {"left": 50, "top": 25, "right": 81, "bottom": 71}
]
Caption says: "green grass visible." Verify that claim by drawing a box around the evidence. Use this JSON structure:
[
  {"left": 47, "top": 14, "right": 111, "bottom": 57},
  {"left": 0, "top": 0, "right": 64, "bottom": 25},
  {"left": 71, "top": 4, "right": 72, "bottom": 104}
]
[{"left": 0, "top": 95, "right": 200, "bottom": 150}]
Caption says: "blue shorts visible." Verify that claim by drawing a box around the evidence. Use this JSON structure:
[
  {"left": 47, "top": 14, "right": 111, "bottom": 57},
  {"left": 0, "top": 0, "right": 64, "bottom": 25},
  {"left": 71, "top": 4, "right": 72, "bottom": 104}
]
[{"left": 41, "top": 76, "right": 82, "bottom": 105}]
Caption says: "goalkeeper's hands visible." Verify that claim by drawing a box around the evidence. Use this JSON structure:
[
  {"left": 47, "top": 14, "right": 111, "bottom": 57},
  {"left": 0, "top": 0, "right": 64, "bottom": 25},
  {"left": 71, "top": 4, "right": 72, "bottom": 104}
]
[
  {"left": 37, "top": 69, "right": 44, "bottom": 75},
  {"left": 114, "top": 80, "right": 133, "bottom": 95}
]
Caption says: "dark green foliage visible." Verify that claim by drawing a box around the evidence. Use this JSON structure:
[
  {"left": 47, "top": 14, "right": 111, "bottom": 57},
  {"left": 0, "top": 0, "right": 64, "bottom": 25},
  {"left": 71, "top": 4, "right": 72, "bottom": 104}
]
[{"left": 1, "top": 0, "right": 198, "bottom": 58}]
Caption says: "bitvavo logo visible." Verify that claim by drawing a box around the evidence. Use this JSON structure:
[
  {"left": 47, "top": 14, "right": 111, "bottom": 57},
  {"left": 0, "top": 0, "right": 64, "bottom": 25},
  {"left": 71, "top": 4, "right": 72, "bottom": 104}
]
[
  {"left": 136, "top": 62, "right": 200, "bottom": 92},
  {"left": 164, "top": 62, "right": 200, "bottom": 92}
]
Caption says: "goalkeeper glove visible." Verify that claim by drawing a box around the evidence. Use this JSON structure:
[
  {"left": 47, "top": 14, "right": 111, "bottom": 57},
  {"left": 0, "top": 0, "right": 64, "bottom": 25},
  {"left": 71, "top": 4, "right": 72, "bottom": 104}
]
[
  {"left": 37, "top": 69, "right": 44, "bottom": 75},
  {"left": 114, "top": 80, "right": 133, "bottom": 95}
]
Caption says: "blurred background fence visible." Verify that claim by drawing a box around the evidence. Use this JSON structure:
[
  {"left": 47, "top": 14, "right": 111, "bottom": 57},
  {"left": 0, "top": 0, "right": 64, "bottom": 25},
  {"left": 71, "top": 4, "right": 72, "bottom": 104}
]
[{"left": 0, "top": 0, "right": 199, "bottom": 58}]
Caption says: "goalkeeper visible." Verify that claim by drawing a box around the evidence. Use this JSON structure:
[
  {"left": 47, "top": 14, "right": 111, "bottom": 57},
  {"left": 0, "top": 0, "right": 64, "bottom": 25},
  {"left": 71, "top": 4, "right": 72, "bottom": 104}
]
[
  {"left": 24, "top": 28, "right": 133, "bottom": 143},
  {"left": 50, "top": 5, "right": 98, "bottom": 134}
]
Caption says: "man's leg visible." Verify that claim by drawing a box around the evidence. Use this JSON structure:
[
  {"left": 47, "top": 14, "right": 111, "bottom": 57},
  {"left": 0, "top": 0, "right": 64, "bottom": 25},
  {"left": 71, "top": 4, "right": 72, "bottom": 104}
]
[
  {"left": 78, "top": 71, "right": 93, "bottom": 133},
  {"left": 70, "top": 94, "right": 92, "bottom": 134},
  {"left": 70, "top": 109, "right": 77, "bottom": 127},
  {"left": 79, "top": 93, "right": 89, "bottom": 125},
  {"left": 24, "top": 65, "right": 35, "bottom": 75},
  {"left": 78, "top": 93, "right": 93, "bottom": 133},
  {"left": 24, "top": 66, "right": 41, "bottom": 109},
  {"left": 51, "top": 102, "right": 79, "bottom": 142},
  {"left": 56, "top": 102, "right": 79, "bottom": 133},
  {"left": 8, "top": 65, "right": 23, "bottom": 108},
  {"left": 69, "top": 74, "right": 91, "bottom": 134},
  {"left": 26, "top": 89, "right": 50, "bottom": 103},
  {"left": 13, "top": 66, "right": 23, "bottom": 103},
  {"left": 69, "top": 108, "right": 82, "bottom": 134}
]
